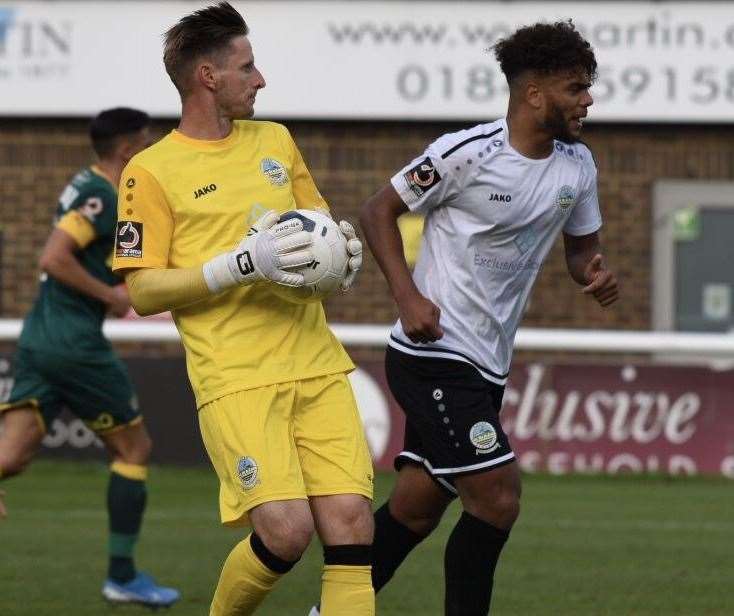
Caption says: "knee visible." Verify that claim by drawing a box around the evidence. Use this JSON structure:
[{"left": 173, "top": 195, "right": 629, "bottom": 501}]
[
  {"left": 494, "top": 489, "right": 521, "bottom": 526},
  {"left": 468, "top": 485, "right": 521, "bottom": 529},
  {"left": 341, "top": 498, "right": 374, "bottom": 544},
  {"left": 112, "top": 430, "right": 153, "bottom": 465},
  {"left": 389, "top": 498, "right": 444, "bottom": 537},
  {"left": 256, "top": 510, "right": 315, "bottom": 561},
  {"left": 136, "top": 432, "right": 153, "bottom": 462},
  {"left": 0, "top": 452, "right": 31, "bottom": 478}
]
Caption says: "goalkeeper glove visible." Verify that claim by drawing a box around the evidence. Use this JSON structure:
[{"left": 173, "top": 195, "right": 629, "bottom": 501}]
[
  {"left": 203, "top": 210, "right": 313, "bottom": 293},
  {"left": 339, "top": 220, "right": 362, "bottom": 291},
  {"left": 314, "top": 208, "right": 362, "bottom": 291}
]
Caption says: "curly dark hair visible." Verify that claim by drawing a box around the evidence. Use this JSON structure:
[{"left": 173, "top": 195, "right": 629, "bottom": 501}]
[{"left": 494, "top": 21, "right": 597, "bottom": 85}]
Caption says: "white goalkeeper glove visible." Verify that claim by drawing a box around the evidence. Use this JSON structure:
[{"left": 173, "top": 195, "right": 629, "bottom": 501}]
[
  {"left": 339, "top": 220, "right": 362, "bottom": 291},
  {"left": 203, "top": 210, "right": 314, "bottom": 293},
  {"left": 314, "top": 208, "right": 362, "bottom": 291}
]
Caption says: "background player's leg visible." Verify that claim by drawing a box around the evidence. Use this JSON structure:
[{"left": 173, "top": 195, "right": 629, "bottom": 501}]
[
  {"left": 101, "top": 422, "right": 152, "bottom": 585},
  {"left": 446, "top": 461, "right": 521, "bottom": 616},
  {"left": 0, "top": 406, "right": 44, "bottom": 518},
  {"left": 310, "top": 493, "right": 374, "bottom": 616},
  {"left": 0, "top": 406, "right": 45, "bottom": 484},
  {"left": 210, "top": 499, "right": 312, "bottom": 615},
  {"left": 372, "top": 463, "right": 453, "bottom": 592}
]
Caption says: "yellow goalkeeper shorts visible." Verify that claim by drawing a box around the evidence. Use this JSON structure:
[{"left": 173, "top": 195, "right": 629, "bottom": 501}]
[{"left": 198, "top": 372, "right": 374, "bottom": 527}]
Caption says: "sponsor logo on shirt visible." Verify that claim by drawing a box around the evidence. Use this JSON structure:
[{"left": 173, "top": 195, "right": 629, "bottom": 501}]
[
  {"left": 125, "top": 178, "right": 136, "bottom": 189},
  {"left": 115, "top": 221, "right": 143, "bottom": 258},
  {"left": 404, "top": 157, "right": 441, "bottom": 197},
  {"left": 194, "top": 183, "right": 217, "bottom": 199},
  {"left": 474, "top": 252, "right": 540, "bottom": 273},
  {"left": 488, "top": 192, "right": 512, "bottom": 203},
  {"left": 78, "top": 196, "right": 104, "bottom": 222},
  {"left": 260, "top": 158, "right": 289, "bottom": 186},
  {"left": 556, "top": 185, "right": 576, "bottom": 211}
]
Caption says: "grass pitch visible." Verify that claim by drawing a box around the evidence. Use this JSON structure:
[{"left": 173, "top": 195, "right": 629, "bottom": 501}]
[{"left": 1, "top": 460, "right": 732, "bottom": 615}]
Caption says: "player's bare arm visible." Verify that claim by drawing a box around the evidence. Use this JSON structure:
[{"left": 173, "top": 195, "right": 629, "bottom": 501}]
[
  {"left": 360, "top": 184, "right": 443, "bottom": 343},
  {"left": 39, "top": 227, "right": 130, "bottom": 317},
  {"left": 563, "top": 231, "right": 619, "bottom": 307}
]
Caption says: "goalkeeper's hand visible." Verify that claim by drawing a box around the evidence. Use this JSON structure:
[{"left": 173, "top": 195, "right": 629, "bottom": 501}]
[
  {"left": 339, "top": 220, "right": 362, "bottom": 291},
  {"left": 203, "top": 210, "right": 314, "bottom": 293},
  {"left": 315, "top": 209, "right": 362, "bottom": 291}
]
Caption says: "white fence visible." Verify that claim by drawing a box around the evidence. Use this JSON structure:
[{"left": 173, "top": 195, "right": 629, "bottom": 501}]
[{"left": 1, "top": 319, "right": 733, "bottom": 357}]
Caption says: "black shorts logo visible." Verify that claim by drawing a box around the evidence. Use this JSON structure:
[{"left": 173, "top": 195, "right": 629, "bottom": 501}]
[
  {"left": 115, "top": 221, "right": 143, "bottom": 258},
  {"left": 404, "top": 157, "right": 441, "bottom": 197}
]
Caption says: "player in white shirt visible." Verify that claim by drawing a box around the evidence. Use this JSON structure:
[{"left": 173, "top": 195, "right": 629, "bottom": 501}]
[{"left": 362, "top": 21, "right": 617, "bottom": 615}]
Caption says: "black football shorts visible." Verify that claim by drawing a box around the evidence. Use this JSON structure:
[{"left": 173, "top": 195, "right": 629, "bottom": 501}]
[{"left": 385, "top": 345, "right": 515, "bottom": 496}]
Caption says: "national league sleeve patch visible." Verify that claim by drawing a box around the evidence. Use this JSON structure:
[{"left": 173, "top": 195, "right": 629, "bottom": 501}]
[
  {"left": 404, "top": 157, "right": 442, "bottom": 198},
  {"left": 115, "top": 221, "right": 143, "bottom": 258}
]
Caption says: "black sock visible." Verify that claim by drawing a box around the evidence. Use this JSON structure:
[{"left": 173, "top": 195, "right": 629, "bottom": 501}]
[
  {"left": 444, "top": 511, "right": 510, "bottom": 616},
  {"left": 107, "top": 471, "right": 147, "bottom": 583},
  {"left": 371, "top": 501, "right": 427, "bottom": 592}
]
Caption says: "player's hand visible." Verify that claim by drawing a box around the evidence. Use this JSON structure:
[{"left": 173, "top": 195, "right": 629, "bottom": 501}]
[
  {"left": 106, "top": 284, "right": 132, "bottom": 317},
  {"left": 203, "top": 210, "right": 314, "bottom": 293},
  {"left": 398, "top": 291, "right": 444, "bottom": 343},
  {"left": 339, "top": 220, "right": 362, "bottom": 291},
  {"left": 582, "top": 254, "right": 618, "bottom": 307}
]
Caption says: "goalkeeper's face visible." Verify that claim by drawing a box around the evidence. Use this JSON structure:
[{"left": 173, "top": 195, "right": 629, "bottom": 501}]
[{"left": 216, "top": 36, "right": 266, "bottom": 120}]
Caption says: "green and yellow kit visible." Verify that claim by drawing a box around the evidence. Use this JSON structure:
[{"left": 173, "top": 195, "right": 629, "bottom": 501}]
[{"left": 1, "top": 166, "right": 140, "bottom": 434}]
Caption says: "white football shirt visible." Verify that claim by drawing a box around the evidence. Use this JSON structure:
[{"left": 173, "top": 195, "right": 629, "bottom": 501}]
[{"left": 389, "top": 118, "right": 602, "bottom": 385}]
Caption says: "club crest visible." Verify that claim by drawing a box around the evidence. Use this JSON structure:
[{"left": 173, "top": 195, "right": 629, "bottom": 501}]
[{"left": 260, "top": 158, "right": 289, "bottom": 186}]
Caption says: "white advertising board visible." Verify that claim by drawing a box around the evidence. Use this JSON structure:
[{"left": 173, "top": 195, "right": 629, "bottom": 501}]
[{"left": 1, "top": 1, "right": 733, "bottom": 121}]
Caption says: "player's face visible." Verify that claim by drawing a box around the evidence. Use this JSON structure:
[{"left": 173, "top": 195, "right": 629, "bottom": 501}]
[
  {"left": 540, "top": 70, "right": 593, "bottom": 142},
  {"left": 215, "top": 36, "right": 266, "bottom": 119}
]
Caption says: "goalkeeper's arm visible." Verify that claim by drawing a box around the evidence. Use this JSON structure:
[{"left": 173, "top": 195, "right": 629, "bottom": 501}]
[{"left": 125, "top": 210, "right": 313, "bottom": 316}]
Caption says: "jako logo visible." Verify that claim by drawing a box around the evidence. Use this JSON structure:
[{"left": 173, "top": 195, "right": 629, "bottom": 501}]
[
  {"left": 488, "top": 193, "right": 512, "bottom": 203},
  {"left": 194, "top": 184, "right": 217, "bottom": 199}
]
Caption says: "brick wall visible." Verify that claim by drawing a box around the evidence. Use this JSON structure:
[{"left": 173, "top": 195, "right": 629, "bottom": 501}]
[{"left": 2, "top": 118, "right": 733, "bottom": 359}]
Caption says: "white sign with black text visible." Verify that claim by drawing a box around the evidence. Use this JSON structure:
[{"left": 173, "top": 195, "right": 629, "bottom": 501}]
[{"left": 1, "top": 1, "right": 733, "bottom": 121}]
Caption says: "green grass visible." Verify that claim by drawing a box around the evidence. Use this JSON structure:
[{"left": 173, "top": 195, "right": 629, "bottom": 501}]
[{"left": 1, "top": 460, "right": 733, "bottom": 615}]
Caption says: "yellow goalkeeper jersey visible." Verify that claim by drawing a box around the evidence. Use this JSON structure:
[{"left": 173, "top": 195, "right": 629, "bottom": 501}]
[{"left": 112, "top": 121, "right": 353, "bottom": 408}]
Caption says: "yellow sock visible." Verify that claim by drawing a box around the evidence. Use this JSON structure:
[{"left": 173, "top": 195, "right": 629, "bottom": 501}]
[
  {"left": 320, "top": 565, "right": 374, "bottom": 616},
  {"left": 210, "top": 534, "right": 283, "bottom": 616}
]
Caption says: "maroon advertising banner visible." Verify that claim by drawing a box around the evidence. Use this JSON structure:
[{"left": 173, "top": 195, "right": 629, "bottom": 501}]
[
  {"left": 353, "top": 361, "right": 734, "bottom": 479},
  {"left": 2, "top": 355, "right": 733, "bottom": 478}
]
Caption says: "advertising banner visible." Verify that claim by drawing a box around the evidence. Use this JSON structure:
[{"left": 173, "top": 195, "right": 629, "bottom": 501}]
[
  {"left": 1, "top": 2, "right": 733, "bottom": 121},
  {"left": 2, "top": 355, "right": 733, "bottom": 478}
]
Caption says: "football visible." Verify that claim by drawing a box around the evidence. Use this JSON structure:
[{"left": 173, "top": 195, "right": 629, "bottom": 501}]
[{"left": 269, "top": 209, "right": 349, "bottom": 303}]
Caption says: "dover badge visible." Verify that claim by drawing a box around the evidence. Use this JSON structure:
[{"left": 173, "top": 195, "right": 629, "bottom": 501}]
[
  {"left": 236, "top": 456, "right": 259, "bottom": 490},
  {"left": 469, "top": 421, "right": 500, "bottom": 455},
  {"left": 260, "top": 158, "right": 289, "bottom": 186},
  {"left": 556, "top": 185, "right": 576, "bottom": 212}
]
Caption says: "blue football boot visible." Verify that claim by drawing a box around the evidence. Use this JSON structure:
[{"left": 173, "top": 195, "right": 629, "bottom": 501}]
[{"left": 102, "top": 572, "right": 180, "bottom": 609}]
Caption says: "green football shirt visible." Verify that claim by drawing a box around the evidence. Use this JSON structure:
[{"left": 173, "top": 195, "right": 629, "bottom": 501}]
[{"left": 19, "top": 166, "right": 120, "bottom": 356}]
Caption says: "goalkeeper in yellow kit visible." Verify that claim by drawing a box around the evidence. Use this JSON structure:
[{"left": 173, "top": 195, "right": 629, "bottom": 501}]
[{"left": 111, "top": 3, "right": 374, "bottom": 615}]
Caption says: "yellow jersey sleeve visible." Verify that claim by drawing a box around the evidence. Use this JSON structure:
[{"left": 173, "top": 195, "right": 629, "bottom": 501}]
[
  {"left": 279, "top": 125, "right": 329, "bottom": 212},
  {"left": 56, "top": 210, "right": 96, "bottom": 248},
  {"left": 113, "top": 163, "right": 173, "bottom": 272}
]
